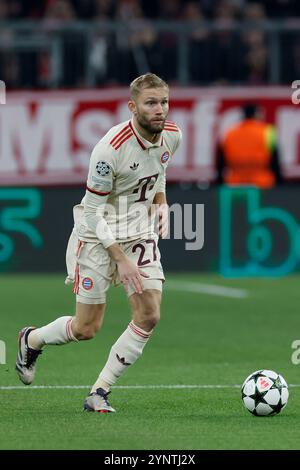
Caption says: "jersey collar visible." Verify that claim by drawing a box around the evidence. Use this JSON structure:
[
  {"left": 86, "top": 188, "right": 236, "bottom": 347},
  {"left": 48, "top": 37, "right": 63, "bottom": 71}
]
[{"left": 129, "top": 120, "right": 164, "bottom": 150}]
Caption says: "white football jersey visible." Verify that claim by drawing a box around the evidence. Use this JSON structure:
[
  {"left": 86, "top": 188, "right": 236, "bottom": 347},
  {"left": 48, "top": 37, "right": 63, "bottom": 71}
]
[{"left": 74, "top": 118, "right": 182, "bottom": 243}]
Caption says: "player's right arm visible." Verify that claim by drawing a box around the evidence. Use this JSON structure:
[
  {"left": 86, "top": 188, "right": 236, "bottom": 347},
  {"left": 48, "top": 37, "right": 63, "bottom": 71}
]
[{"left": 84, "top": 142, "right": 148, "bottom": 294}]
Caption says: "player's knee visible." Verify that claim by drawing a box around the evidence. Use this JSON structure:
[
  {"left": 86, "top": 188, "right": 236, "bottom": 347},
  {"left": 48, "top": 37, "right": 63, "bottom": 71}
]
[
  {"left": 73, "top": 304, "right": 105, "bottom": 340},
  {"left": 149, "top": 312, "right": 160, "bottom": 329},
  {"left": 74, "top": 320, "right": 102, "bottom": 340},
  {"left": 142, "top": 307, "right": 161, "bottom": 330},
  {"left": 76, "top": 326, "right": 98, "bottom": 340}
]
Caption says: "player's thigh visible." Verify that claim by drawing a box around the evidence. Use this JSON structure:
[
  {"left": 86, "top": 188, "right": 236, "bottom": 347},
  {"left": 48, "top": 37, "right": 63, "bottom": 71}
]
[
  {"left": 129, "top": 288, "right": 162, "bottom": 330},
  {"left": 123, "top": 235, "right": 165, "bottom": 294}
]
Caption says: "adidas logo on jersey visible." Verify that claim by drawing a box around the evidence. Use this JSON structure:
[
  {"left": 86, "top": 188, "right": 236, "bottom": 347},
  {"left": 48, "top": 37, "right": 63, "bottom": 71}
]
[{"left": 130, "top": 162, "right": 139, "bottom": 170}]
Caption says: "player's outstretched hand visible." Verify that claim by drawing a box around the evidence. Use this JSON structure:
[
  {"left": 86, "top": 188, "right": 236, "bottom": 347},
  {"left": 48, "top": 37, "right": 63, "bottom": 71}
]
[{"left": 117, "top": 256, "right": 149, "bottom": 295}]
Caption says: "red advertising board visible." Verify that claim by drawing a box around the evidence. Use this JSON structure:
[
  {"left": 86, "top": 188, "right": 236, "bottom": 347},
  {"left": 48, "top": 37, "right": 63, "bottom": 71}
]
[{"left": 0, "top": 86, "right": 297, "bottom": 185}]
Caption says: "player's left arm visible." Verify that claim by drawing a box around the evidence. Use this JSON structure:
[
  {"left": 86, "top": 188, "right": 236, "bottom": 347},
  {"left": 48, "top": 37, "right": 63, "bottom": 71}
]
[
  {"left": 153, "top": 190, "right": 168, "bottom": 239},
  {"left": 153, "top": 126, "right": 182, "bottom": 238}
]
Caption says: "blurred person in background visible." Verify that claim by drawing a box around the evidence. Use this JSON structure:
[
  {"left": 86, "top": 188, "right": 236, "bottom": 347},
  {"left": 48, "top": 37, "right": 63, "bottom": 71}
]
[
  {"left": 261, "top": 0, "right": 300, "bottom": 18},
  {"left": 183, "top": 1, "right": 213, "bottom": 84},
  {"left": 216, "top": 103, "right": 282, "bottom": 188},
  {"left": 0, "top": 0, "right": 46, "bottom": 88},
  {"left": 241, "top": 30, "right": 268, "bottom": 84},
  {"left": 159, "top": 0, "right": 182, "bottom": 82},
  {"left": 88, "top": 0, "right": 115, "bottom": 84},
  {"left": 112, "top": 0, "right": 147, "bottom": 83},
  {"left": 42, "top": 0, "right": 87, "bottom": 87},
  {"left": 240, "top": 2, "right": 269, "bottom": 84},
  {"left": 0, "top": 1, "right": 18, "bottom": 88},
  {"left": 108, "top": 0, "right": 163, "bottom": 84},
  {"left": 210, "top": 0, "right": 242, "bottom": 84}
]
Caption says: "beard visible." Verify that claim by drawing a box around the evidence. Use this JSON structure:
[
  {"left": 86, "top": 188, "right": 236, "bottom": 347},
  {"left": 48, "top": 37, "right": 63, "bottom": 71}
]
[{"left": 136, "top": 113, "right": 166, "bottom": 134}]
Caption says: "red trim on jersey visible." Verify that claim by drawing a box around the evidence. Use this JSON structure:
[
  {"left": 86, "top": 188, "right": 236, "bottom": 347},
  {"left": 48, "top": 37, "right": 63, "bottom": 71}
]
[
  {"left": 129, "top": 121, "right": 147, "bottom": 150},
  {"left": 112, "top": 128, "right": 132, "bottom": 148},
  {"left": 76, "top": 240, "right": 84, "bottom": 257},
  {"left": 164, "top": 121, "right": 178, "bottom": 131},
  {"left": 164, "top": 127, "right": 179, "bottom": 132},
  {"left": 73, "top": 263, "right": 80, "bottom": 294},
  {"left": 86, "top": 186, "right": 111, "bottom": 196},
  {"left": 73, "top": 240, "right": 84, "bottom": 295},
  {"left": 115, "top": 132, "right": 133, "bottom": 150},
  {"left": 110, "top": 124, "right": 130, "bottom": 146}
]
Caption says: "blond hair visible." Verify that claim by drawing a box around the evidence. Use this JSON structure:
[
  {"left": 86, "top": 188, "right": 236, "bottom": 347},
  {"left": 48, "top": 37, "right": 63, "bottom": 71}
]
[{"left": 130, "top": 73, "right": 169, "bottom": 100}]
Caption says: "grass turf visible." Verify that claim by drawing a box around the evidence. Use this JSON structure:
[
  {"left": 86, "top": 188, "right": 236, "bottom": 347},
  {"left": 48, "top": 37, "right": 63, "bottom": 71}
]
[{"left": 1, "top": 273, "right": 300, "bottom": 450}]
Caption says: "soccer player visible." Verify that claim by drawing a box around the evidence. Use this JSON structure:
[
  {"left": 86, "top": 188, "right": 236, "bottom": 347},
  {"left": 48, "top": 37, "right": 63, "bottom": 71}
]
[{"left": 16, "top": 73, "right": 182, "bottom": 413}]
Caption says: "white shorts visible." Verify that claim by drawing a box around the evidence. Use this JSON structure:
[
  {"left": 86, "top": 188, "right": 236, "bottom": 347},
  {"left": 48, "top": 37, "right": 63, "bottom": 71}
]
[{"left": 65, "top": 230, "right": 165, "bottom": 304}]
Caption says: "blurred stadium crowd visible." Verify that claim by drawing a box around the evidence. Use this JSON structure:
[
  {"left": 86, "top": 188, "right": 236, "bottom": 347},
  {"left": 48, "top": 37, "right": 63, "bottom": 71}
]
[
  {"left": 1, "top": 0, "right": 300, "bottom": 88},
  {"left": 2, "top": 0, "right": 300, "bottom": 21}
]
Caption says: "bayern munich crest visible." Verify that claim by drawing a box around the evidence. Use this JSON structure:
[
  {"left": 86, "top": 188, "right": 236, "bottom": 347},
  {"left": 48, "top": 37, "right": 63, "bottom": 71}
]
[
  {"left": 82, "top": 277, "right": 93, "bottom": 290},
  {"left": 161, "top": 151, "right": 170, "bottom": 163}
]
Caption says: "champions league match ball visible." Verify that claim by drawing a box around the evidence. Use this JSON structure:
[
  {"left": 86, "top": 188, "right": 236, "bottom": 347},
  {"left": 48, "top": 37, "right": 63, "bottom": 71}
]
[{"left": 241, "top": 370, "right": 289, "bottom": 416}]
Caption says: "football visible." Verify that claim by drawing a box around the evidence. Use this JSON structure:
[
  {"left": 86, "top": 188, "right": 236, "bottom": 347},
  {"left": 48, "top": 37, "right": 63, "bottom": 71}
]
[{"left": 241, "top": 369, "right": 289, "bottom": 416}]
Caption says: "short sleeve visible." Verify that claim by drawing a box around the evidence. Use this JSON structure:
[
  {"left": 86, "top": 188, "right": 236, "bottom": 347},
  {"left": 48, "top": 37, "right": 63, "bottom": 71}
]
[{"left": 86, "top": 142, "right": 116, "bottom": 196}]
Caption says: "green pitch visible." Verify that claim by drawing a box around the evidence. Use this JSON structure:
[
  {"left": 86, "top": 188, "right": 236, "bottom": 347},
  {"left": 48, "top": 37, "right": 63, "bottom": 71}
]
[{"left": 1, "top": 273, "right": 300, "bottom": 450}]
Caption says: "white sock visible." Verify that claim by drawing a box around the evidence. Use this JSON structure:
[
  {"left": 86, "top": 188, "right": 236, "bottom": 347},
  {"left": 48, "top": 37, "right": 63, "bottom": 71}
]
[
  {"left": 91, "top": 321, "right": 152, "bottom": 392},
  {"left": 28, "top": 316, "right": 78, "bottom": 349}
]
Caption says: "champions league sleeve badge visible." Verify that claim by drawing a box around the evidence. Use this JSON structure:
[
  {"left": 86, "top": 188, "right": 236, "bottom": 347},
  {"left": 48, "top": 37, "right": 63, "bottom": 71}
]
[{"left": 96, "top": 161, "right": 112, "bottom": 176}]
